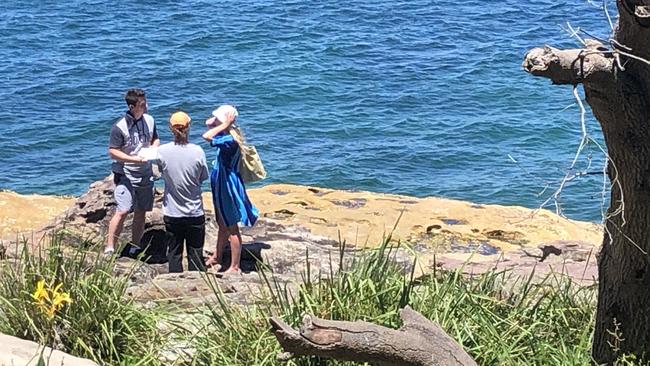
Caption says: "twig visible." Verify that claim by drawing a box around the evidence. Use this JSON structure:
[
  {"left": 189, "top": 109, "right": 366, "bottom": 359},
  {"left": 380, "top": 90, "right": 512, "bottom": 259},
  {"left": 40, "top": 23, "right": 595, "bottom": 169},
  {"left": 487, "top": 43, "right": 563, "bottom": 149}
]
[
  {"left": 615, "top": 49, "right": 650, "bottom": 66},
  {"left": 577, "top": 29, "right": 610, "bottom": 45},
  {"left": 610, "top": 39, "right": 631, "bottom": 51},
  {"left": 605, "top": 40, "right": 650, "bottom": 67},
  {"left": 506, "top": 153, "right": 554, "bottom": 191},
  {"left": 564, "top": 22, "right": 587, "bottom": 46},
  {"left": 608, "top": 219, "right": 646, "bottom": 255},
  {"left": 537, "top": 86, "right": 589, "bottom": 215},
  {"left": 603, "top": 0, "right": 615, "bottom": 33}
]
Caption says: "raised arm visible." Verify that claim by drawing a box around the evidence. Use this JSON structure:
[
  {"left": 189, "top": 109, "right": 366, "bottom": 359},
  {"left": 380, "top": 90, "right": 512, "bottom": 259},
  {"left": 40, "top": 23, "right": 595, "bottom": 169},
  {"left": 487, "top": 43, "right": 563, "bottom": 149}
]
[
  {"left": 202, "top": 111, "right": 237, "bottom": 142},
  {"left": 202, "top": 123, "right": 231, "bottom": 142}
]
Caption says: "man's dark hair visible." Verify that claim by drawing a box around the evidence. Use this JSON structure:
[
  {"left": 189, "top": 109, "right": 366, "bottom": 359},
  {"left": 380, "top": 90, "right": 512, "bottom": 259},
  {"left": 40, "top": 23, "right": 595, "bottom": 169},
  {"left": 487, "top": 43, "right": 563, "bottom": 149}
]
[{"left": 124, "top": 88, "right": 146, "bottom": 107}]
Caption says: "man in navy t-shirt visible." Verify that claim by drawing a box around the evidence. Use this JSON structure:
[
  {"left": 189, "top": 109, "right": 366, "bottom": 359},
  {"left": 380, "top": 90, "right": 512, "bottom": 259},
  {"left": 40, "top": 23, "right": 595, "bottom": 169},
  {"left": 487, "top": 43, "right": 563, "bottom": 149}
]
[{"left": 105, "top": 88, "right": 160, "bottom": 255}]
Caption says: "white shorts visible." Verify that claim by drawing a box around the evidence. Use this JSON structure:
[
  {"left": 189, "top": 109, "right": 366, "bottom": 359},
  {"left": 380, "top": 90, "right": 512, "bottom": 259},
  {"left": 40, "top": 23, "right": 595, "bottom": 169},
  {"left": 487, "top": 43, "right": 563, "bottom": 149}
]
[{"left": 113, "top": 174, "right": 154, "bottom": 213}]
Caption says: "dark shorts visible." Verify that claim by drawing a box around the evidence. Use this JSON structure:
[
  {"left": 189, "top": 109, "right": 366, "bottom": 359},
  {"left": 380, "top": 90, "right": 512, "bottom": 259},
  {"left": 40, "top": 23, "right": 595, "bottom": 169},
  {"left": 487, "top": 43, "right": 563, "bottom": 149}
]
[{"left": 113, "top": 173, "right": 154, "bottom": 213}]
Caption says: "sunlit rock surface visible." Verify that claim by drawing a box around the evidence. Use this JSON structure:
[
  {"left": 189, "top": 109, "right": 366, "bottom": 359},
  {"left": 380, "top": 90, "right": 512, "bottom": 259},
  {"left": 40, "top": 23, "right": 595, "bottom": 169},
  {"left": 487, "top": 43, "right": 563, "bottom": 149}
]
[{"left": 0, "top": 178, "right": 603, "bottom": 308}]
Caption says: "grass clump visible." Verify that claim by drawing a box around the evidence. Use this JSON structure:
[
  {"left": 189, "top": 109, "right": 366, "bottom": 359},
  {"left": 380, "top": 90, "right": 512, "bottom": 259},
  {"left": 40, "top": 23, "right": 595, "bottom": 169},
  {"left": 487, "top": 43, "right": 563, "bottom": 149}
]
[
  {"left": 188, "top": 240, "right": 646, "bottom": 366},
  {"left": 0, "top": 233, "right": 166, "bottom": 365},
  {"left": 1, "top": 231, "right": 646, "bottom": 366},
  {"left": 415, "top": 266, "right": 596, "bottom": 365}
]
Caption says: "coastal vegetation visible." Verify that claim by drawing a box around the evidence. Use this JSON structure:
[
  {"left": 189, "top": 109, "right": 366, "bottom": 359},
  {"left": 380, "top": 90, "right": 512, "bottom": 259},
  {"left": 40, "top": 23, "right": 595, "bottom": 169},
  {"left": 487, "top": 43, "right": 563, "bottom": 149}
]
[
  {"left": 0, "top": 235, "right": 165, "bottom": 365},
  {"left": 0, "top": 232, "right": 645, "bottom": 365}
]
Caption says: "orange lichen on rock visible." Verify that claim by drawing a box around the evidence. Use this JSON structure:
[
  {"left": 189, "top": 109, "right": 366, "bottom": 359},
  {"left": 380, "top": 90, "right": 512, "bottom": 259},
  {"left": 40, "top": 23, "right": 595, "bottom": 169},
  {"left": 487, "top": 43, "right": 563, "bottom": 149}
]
[
  {"left": 0, "top": 191, "right": 74, "bottom": 239},
  {"left": 207, "top": 184, "right": 603, "bottom": 251},
  {"left": 0, "top": 184, "right": 602, "bottom": 253}
]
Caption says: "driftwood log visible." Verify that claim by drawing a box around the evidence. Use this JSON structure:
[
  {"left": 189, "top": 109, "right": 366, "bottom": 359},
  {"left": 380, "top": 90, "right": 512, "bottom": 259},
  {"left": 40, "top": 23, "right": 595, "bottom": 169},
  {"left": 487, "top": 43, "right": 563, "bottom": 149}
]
[{"left": 269, "top": 306, "right": 477, "bottom": 366}]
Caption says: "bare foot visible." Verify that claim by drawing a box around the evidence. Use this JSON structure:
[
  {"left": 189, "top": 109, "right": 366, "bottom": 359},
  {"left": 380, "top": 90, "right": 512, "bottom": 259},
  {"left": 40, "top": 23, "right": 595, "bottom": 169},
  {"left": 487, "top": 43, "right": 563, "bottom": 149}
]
[
  {"left": 207, "top": 264, "right": 223, "bottom": 273},
  {"left": 205, "top": 255, "right": 221, "bottom": 268},
  {"left": 224, "top": 268, "right": 242, "bottom": 274}
]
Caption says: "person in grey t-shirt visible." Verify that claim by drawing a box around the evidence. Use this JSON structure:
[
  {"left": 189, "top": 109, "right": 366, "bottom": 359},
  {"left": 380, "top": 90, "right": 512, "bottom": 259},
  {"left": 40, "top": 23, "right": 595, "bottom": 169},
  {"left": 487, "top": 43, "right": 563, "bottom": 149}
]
[
  {"left": 156, "top": 111, "right": 209, "bottom": 272},
  {"left": 105, "top": 88, "right": 160, "bottom": 256}
]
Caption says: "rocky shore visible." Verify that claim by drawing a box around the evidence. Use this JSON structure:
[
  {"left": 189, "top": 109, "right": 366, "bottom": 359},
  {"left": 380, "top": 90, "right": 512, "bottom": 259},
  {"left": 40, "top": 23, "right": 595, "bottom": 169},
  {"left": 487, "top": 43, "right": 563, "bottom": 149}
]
[
  {"left": 0, "top": 190, "right": 73, "bottom": 239},
  {"left": 0, "top": 178, "right": 604, "bottom": 364},
  {"left": 1, "top": 178, "right": 602, "bottom": 286}
]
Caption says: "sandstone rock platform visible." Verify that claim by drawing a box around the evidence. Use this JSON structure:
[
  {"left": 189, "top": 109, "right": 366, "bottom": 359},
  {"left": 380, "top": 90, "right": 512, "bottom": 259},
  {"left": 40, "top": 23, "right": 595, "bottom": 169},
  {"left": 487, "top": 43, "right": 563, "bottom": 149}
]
[{"left": 0, "top": 177, "right": 603, "bottom": 308}]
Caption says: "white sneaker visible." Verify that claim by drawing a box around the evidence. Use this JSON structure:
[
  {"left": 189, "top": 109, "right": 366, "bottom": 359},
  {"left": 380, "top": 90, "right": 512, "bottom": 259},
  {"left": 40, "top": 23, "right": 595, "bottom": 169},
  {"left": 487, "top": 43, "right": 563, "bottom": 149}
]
[{"left": 103, "top": 248, "right": 115, "bottom": 257}]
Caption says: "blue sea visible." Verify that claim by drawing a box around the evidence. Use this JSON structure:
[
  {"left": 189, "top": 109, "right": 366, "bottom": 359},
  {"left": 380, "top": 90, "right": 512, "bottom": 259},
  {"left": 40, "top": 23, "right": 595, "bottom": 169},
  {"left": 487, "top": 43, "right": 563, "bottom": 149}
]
[{"left": 0, "top": 0, "right": 615, "bottom": 222}]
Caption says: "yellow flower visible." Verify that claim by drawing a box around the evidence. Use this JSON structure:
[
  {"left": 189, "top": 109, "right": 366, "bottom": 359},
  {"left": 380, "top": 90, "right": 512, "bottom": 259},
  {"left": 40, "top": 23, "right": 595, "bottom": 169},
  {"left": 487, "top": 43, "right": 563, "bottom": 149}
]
[
  {"left": 31, "top": 280, "right": 73, "bottom": 320},
  {"left": 45, "top": 306, "right": 56, "bottom": 319},
  {"left": 52, "top": 291, "right": 72, "bottom": 308},
  {"left": 31, "top": 280, "right": 49, "bottom": 304}
]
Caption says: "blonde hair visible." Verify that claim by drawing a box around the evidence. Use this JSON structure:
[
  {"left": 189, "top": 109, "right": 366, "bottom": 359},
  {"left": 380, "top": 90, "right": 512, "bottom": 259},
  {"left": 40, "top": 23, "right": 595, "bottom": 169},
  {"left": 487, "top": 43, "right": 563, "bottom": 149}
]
[{"left": 229, "top": 125, "right": 246, "bottom": 145}]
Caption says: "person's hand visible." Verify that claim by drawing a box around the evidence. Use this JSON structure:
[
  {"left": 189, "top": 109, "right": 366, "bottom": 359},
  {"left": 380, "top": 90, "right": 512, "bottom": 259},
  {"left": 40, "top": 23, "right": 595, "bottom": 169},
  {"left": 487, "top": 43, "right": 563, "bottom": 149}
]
[
  {"left": 134, "top": 156, "right": 147, "bottom": 164},
  {"left": 223, "top": 110, "right": 237, "bottom": 126},
  {"left": 205, "top": 116, "right": 218, "bottom": 127},
  {"left": 206, "top": 109, "right": 237, "bottom": 128}
]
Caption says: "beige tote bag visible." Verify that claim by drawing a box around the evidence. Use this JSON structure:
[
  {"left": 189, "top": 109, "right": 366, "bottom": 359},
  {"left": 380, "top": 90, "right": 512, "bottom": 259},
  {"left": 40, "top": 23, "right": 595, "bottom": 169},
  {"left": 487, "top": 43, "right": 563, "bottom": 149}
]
[{"left": 230, "top": 127, "right": 267, "bottom": 184}]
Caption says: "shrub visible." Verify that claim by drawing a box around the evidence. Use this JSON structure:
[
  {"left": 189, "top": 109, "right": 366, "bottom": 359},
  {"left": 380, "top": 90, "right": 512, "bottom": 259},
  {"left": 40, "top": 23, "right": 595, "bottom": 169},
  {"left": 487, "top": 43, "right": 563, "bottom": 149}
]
[{"left": 0, "top": 233, "right": 166, "bottom": 365}]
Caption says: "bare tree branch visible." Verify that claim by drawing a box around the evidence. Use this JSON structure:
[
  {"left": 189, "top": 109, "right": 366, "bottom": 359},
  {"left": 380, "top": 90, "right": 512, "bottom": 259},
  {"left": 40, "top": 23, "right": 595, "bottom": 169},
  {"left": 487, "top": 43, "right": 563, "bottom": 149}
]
[{"left": 523, "top": 45, "right": 614, "bottom": 85}]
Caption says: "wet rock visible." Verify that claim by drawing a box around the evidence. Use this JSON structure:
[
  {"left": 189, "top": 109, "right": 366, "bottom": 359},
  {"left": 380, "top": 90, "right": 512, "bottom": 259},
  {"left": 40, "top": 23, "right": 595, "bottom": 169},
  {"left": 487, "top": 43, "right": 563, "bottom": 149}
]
[
  {"left": 399, "top": 200, "right": 419, "bottom": 205},
  {"left": 441, "top": 218, "right": 469, "bottom": 225},
  {"left": 433, "top": 239, "right": 599, "bottom": 285},
  {"left": 307, "top": 187, "right": 330, "bottom": 196},
  {"left": 270, "top": 189, "right": 290, "bottom": 196},
  {"left": 450, "top": 240, "right": 500, "bottom": 256},
  {"left": 264, "top": 209, "right": 296, "bottom": 219},
  {"left": 483, "top": 229, "right": 528, "bottom": 245}
]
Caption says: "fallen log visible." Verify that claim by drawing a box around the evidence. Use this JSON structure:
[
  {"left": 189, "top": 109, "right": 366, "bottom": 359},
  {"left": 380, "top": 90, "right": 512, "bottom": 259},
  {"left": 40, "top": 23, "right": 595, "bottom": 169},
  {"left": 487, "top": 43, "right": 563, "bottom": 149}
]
[{"left": 269, "top": 306, "right": 477, "bottom": 366}]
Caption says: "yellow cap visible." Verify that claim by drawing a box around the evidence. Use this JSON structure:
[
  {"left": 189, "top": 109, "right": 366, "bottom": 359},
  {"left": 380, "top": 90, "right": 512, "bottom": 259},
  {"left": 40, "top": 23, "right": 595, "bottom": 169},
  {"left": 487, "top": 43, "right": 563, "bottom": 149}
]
[{"left": 170, "top": 111, "right": 191, "bottom": 127}]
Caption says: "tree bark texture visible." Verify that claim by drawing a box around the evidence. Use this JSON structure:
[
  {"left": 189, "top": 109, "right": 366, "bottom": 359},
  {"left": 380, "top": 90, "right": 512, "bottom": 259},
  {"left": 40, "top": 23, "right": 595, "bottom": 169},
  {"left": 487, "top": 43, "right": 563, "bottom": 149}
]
[
  {"left": 524, "top": 1, "right": 650, "bottom": 363},
  {"left": 269, "top": 306, "right": 477, "bottom": 366}
]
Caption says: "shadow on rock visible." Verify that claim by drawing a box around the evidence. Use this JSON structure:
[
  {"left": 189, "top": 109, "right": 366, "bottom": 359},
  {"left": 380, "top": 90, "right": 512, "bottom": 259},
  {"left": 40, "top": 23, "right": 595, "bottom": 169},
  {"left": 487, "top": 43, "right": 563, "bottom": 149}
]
[{"left": 118, "top": 225, "right": 168, "bottom": 264}]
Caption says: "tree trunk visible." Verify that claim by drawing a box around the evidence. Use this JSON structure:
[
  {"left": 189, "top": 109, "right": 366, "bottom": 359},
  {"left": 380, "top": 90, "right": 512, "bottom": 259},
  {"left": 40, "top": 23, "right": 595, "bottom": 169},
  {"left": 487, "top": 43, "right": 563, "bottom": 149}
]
[
  {"left": 524, "top": 1, "right": 650, "bottom": 363},
  {"left": 269, "top": 306, "right": 477, "bottom": 366}
]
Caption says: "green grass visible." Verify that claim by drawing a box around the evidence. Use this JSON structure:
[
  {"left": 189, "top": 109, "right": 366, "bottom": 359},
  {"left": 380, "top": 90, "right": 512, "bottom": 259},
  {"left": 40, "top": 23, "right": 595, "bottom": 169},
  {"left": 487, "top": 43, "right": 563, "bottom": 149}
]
[
  {"left": 188, "top": 240, "right": 647, "bottom": 366},
  {"left": 0, "top": 233, "right": 167, "bottom": 366},
  {"left": 0, "top": 230, "right": 647, "bottom": 365}
]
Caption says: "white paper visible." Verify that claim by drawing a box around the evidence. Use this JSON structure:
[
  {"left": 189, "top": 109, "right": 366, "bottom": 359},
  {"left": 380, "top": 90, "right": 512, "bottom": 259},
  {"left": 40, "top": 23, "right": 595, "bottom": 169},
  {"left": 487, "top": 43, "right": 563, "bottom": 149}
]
[{"left": 138, "top": 147, "right": 159, "bottom": 161}]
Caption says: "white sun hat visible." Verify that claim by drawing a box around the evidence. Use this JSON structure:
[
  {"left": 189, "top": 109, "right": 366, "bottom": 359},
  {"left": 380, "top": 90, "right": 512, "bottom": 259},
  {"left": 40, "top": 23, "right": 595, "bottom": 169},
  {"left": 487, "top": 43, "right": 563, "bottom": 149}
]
[{"left": 206, "top": 104, "right": 239, "bottom": 126}]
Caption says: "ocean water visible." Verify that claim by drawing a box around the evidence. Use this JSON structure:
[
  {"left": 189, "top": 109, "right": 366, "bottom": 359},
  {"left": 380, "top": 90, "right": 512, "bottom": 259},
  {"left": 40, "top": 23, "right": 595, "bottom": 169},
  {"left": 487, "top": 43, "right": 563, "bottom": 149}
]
[{"left": 0, "top": 0, "right": 615, "bottom": 222}]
